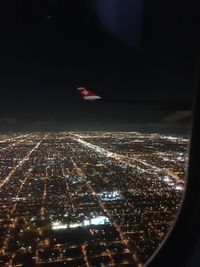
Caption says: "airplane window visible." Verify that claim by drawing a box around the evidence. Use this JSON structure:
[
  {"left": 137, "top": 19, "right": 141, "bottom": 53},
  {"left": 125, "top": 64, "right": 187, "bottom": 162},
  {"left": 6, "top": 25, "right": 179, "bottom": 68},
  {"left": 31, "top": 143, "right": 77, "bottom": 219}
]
[{"left": 0, "top": 1, "right": 197, "bottom": 267}]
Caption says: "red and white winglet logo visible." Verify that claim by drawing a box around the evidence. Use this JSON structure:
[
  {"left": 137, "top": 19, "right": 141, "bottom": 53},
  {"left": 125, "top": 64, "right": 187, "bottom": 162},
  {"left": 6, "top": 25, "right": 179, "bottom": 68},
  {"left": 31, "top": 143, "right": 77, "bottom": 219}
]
[
  {"left": 77, "top": 87, "right": 101, "bottom": 101},
  {"left": 82, "top": 89, "right": 89, "bottom": 96}
]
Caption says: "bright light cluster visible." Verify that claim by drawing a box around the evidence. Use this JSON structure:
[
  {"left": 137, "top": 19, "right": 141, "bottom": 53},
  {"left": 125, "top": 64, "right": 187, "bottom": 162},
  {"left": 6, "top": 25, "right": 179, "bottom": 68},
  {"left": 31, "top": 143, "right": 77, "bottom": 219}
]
[
  {"left": 98, "top": 191, "right": 124, "bottom": 201},
  {"left": 52, "top": 215, "right": 110, "bottom": 230}
]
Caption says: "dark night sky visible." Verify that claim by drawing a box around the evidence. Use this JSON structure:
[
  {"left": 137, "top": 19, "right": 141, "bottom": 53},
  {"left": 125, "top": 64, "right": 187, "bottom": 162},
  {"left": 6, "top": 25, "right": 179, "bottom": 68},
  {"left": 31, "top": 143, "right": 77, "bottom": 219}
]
[{"left": 0, "top": 0, "right": 198, "bottom": 131}]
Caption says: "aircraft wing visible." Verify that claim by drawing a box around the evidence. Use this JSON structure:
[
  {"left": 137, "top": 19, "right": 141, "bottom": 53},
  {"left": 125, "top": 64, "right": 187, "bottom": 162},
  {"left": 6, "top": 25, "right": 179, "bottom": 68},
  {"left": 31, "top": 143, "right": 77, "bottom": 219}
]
[{"left": 77, "top": 87, "right": 101, "bottom": 101}]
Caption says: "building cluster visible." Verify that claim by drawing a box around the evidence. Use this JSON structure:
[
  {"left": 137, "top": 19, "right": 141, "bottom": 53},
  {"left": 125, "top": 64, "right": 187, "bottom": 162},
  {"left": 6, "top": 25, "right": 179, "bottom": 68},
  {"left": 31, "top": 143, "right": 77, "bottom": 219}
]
[{"left": 0, "top": 132, "right": 188, "bottom": 266}]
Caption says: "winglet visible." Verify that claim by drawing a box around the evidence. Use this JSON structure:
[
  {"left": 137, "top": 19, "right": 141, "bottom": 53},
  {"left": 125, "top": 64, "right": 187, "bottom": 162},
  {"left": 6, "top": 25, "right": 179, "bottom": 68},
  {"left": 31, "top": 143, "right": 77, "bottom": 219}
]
[{"left": 77, "top": 87, "right": 101, "bottom": 100}]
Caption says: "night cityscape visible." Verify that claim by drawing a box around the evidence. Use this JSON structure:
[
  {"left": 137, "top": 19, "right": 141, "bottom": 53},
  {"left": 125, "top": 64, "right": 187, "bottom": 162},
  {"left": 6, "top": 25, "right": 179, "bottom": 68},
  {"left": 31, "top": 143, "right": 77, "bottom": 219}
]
[
  {"left": 0, "top": 1, "right": 197, "bottom": 265},
  {"left": 0, "top": 131, "right": 188, "bottom": 266}
]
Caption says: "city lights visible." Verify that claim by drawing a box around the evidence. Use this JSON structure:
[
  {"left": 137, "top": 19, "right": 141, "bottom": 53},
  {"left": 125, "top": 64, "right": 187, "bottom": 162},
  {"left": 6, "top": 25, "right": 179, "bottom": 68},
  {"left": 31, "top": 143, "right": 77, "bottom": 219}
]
[{"left": 0, "top": 132, "right": 188, "bottom": 266}]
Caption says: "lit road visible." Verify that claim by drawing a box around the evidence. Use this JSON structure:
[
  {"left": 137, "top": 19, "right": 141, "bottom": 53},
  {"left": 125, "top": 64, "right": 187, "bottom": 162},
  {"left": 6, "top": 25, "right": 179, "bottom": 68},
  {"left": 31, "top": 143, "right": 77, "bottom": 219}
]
[{"left": 0, "top": 132, "right": 188, "bottom": 266}]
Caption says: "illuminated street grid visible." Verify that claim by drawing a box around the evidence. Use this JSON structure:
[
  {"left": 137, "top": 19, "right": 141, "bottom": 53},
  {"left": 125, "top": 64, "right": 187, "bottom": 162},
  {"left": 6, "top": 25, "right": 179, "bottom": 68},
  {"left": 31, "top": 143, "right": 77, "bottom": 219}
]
[{"left": 0, "top": 132, "right": 188, "bottom": 266}]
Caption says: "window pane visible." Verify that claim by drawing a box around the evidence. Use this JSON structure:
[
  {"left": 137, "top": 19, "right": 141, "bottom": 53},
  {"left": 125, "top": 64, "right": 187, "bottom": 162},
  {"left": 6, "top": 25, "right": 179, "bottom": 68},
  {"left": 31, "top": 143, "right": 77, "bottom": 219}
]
[{"left": 0, "top": 1, "right": 196, "bottom": 266}]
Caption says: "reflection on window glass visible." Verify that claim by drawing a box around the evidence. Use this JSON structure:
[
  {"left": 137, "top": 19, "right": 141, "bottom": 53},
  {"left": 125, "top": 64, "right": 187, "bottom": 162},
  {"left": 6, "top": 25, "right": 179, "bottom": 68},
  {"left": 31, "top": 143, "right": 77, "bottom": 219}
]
[{"left": 0, "top": 0, "right": 196, "bottom": 266}]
